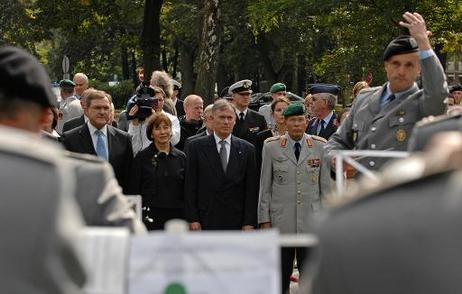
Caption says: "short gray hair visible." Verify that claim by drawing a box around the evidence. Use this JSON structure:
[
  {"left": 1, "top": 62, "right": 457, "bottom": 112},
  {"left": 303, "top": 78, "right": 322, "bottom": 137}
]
[
  {"left": 212, "top": 99, "right": 235, "bottom": 114},
  {"left": 314, "top": 93, "right": 336, "bottom": 110}
]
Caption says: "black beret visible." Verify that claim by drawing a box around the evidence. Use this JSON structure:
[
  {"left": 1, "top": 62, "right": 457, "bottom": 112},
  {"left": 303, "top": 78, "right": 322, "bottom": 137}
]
[
  {"left": 283, "top": 102, "right": 305, "bottom": 117},
  {"left": 449, "top": 84, "right": 462, "bottom": 93},
  {"left": 383, "top": 35, "right": 419, "bottom": 61},
  {"left": 308, "top": 83, "right": 341, "bottom": 96},
  {"left": 0, "top": 46, "right": 56, "bottom": 107}
]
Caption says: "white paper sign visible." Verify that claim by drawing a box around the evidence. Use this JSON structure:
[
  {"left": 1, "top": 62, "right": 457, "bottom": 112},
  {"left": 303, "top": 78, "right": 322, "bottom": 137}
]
[{"left": 129, "top": 230, "right": 280, "bottom": 294}]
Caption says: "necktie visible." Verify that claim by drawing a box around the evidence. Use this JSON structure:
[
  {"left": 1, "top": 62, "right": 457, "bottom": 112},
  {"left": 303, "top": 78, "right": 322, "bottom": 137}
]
[
  {"left": 239, "top": 112, "right": 245, "bottom": 123},
  {"left": 383, "top": 94, "right": 395, "bottom": 107},
  {"left": 219, "top": 140, "right": 227, "bottom": 172},
  {"left": 294, "top": 142, "right": 301, "bottom": 161},
  {"left": 318, "top": 119, "right": 325, "bottom": 136},
  {"left": 95, "top": 130, "right": 108, "bottom": 160}
]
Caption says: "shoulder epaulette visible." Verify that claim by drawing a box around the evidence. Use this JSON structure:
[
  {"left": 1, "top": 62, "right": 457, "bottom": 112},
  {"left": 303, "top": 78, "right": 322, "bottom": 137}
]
[
  {"left": 264, "top": 136, "right": 280, "bottom": 143},
  {"left": 310, "top": 135, "right": 327, "bottom": 144},
  {"left": 279, "top": 135, "right": 288, "bottom": 147},
  {"left": 416, "top": 113, "right": 462, "bottom": 128}
]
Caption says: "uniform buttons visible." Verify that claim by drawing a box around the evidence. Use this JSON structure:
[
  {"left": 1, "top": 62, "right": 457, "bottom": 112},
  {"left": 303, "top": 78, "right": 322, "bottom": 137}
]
[
  {"left": 297, "top": 191, "right": 301, "bottom": 194},
  {"left": 369, "top": 161, "right": 375, "bottom": 167},
  {"left": 297, "top": 181, "right": 301, "bottom": 184},
  {"left": 297, "top": 171, "right": 300, "bottom": 175},
  {"left": 297, "top": 201, "right": 301, "bottom": 204},
  {"left": 370, "top": 144, "right": 376, "bottom": 149},
  {"left": 399, "top": 117, "right": 404, "bottom": 123},
  {"left": 371, "top": 127, "right": 376, "bottom": 132}
]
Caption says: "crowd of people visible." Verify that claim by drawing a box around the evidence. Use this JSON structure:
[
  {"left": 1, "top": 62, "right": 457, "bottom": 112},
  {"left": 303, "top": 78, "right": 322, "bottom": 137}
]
[{"left": 3, "top": 11, "right": 462, "bottom": 294}]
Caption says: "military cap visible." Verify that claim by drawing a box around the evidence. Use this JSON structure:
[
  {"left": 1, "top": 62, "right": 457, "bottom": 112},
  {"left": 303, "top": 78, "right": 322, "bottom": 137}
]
[
  {"left": 59, "top": 79, "right": 75, "bottom": 88},
  {"left": 171, "top": 79, "right": 182, "bottom": 90},
  {"left": 449, "top": 84, "right": 462, "bottom": 93},
  {"left": 0, "top": 46, "right": 56, "bottom": 107},
  {"left": 270, "top": 82, "right": 286, "bottom": 93},
  {"left": 229, "top": 79, "right": 253, "bottom": 94},
  {"left": 308, "top": 83, "right": 341, "bottom": 96},
  {"left": 383, "top": 35, "right": 419, "bottom": 61},
  {"left": 220, "top": 86, "right": 232, "bottom": 99},
  {"left": 283, "top": 102, "right": 305, "bottom": 117}
]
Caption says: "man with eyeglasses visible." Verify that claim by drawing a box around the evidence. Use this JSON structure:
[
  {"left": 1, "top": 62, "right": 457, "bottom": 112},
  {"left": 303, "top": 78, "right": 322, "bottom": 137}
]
[{"left": 230, "top": 79, "right": 267, "bottom": 146}]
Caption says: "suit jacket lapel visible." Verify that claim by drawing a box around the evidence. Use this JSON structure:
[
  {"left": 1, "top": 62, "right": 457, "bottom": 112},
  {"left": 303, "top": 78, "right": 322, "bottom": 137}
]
[
  {"left": 79, "top": 124, "right": 97, "bottom": 155},
  {"left": 107, "top": 126, "right": 117, "bottom": 164},
  {"left": 204, "top": 135, "right": 226, "bottom": 177},
  {"left": 298, "top": 136, "right": 312, "bottom": 165},
  {"left": 282, "top": 141, "right": 298, "bottom": 165},
  {"left": 368, "top": 85, "right": 387, "bottom": 123},
  {"left": 226, "top": 136, "right": 241, "bottom": 176}
]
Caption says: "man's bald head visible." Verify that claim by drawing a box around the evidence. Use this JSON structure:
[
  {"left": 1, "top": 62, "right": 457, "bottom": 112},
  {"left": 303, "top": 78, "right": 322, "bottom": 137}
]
[{"left": 184, "top": 95, "right": 204, "bottom": 121}]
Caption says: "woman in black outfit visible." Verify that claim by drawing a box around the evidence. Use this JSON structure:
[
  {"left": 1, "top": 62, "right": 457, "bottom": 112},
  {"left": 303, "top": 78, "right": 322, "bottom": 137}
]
[{"left": 129, "top": 112, "right": 186, "bottom": 230}]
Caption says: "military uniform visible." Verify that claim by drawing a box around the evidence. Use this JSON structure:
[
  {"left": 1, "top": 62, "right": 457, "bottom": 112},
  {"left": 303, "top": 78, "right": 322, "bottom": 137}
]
[
  {"left": 57, "top": 95, "right": 83, "bottom": 134},
  {"left": 0, "top": 126, "right": 86, "bottom": 294},
  {"left": 311, "top": 134, "right": 462, "bottom": 294},
  {"left": 408, "top": 113, "right": 462, "bottom": 151},
  {"left": 258, "top": 134, "right": 331, "bottom": 233},
  {"left": 325, "top": 53, "right": 448, "bottom": 171}
]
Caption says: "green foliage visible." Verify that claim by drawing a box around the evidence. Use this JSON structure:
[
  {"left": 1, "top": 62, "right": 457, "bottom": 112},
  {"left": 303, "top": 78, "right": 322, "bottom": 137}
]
[{"left": 90, "top": 80, "right": 135, "bottom": 109}]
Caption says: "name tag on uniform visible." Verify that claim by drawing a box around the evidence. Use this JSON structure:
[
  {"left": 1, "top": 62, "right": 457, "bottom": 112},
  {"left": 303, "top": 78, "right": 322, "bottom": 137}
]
[
  {"left": 249, "top": 127, "right": 260, "bottom": 133},
  {"left": 307, "top": 158, "right": 321, "bottom": 167}
]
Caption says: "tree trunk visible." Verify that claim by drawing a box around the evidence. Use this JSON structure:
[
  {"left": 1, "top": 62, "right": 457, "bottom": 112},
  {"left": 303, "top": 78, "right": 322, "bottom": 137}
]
[
  {"left": 195, "top": 0, "right": 221, "bottom": 105},
  {"left": 121, "top": 46, "right": 129, "bottom": 80},
  {"left": 179, "top": 42, "right": 195, "bottom": 99},
  {"left": 141, "top": 0, "right": 162, "bottom": 82},
  {"left": 130, "top": 51, "right": 138, "bottom": 88}
]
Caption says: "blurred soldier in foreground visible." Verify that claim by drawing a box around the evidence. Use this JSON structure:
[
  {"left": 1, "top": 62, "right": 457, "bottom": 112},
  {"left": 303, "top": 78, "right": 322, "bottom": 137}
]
[
  {"left": 408, "top": 112, "right": 462, "bottom": 151},
  {"left": 0, "top": 47, "right": 145, "bottom": 234},
  {"left": 309, "top": 132, "right": 462, "bottom": 294},
  {"left": 325, "top": 12, "right": 448, "bottom": 172},
  {"left": 258, "top": 103, "right": 331, "bottom": 294},
  {"left": 0, "top": 46, "right": 85, "bottom": 293}
]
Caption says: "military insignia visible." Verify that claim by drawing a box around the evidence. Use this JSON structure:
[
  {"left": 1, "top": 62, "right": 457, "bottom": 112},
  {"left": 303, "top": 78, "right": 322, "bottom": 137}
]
[
  {"left": 280, "top": 135, "right": 288, "bottom": 147},
  {"left": 352, "top": 131, "right": 358, "bottom": 143},
  {"left": 242, "top": 80, "right": 251, "bottom": 89},
  {"left": 307, "top": 158, "right": 321, "bottom": 167},
  {"left": 58, "top": 111, "right": 64, "bottom": 120},
  {"left": 395, "top": 128, "right": 407, "bottom": 142},
  {"left": 396, "top": 110, "right": 406, "bottom": 116},
  {"left": 305, "top": 137, "right": 313, "bottom": 148},
  {"left": 249, "top": 127, "right": 260, "bottom": 133},
  {"left": 310, "top": 171, "right": 319, "bottom": 184}
]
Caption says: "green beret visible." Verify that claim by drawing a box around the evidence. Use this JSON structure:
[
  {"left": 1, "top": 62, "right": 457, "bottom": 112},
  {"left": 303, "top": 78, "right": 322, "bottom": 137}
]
[
  {"left": 59, "top": 79, "right": 75, "bottom": 88},
  {"left": 270, "top": 82, "right": 286, "bottom": 93},
  {"left": 283, "top": 102, "right": 305, "bottom": 117}
]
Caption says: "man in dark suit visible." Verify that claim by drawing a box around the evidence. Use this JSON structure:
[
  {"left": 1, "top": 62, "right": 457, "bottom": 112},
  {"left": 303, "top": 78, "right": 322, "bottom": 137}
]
[
  {"left": 185, "top": 99, "right": 258, "bottom": 231},
  {"left": 62, "top": 89, "right": 133, "bottom": 193},
  {"left": 306, "top": 84, "right": 340, "bottom": 140},
  {"left": 62, "top": 113, "right": 85, "bottom": 133},
  {"left": 230, "top": 79, "right": 267, "bottom": 146}
]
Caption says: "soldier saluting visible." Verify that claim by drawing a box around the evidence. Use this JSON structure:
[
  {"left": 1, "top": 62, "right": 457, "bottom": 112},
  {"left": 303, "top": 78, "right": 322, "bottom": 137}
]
[{"left": 325, "top": 12, "right": 448, "bottom": 172}]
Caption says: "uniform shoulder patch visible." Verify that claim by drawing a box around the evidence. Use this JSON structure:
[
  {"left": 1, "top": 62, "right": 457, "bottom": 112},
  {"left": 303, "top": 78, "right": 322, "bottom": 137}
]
[
  {"left": 415, "top": 113, "right": 462, "bottom": 128},
  {"left": 310, "top": 135, "right": 327, "bottom": 144},
  {"left": 264, "top": 136, "right": 280, "bottom": 143}
]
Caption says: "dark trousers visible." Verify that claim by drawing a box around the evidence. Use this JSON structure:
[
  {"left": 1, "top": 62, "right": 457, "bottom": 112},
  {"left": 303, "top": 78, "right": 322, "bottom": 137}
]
[
  {"left": 143, "top": 207, "right": 184, "bottom": 231},
  {"left": 281, "top": 247, "right": 308, "bottom": 294}
]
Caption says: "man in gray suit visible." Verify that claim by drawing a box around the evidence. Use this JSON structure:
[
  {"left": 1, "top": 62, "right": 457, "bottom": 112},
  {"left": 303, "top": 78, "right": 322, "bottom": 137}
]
[
  {"left": 258, "top": 103, "right": 331, "bottom": 294},
  {"left": 0, "top": 46, "right": 85, "bottom": 293},
  {"left": 325, "top": 12, "right": 448, "bottom": 172}
]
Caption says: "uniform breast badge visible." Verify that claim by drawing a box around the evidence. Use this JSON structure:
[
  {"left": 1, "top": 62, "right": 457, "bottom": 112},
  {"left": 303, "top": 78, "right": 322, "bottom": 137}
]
[{"left": 395, "top": 128, "right": 407, "bottom": 142}]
